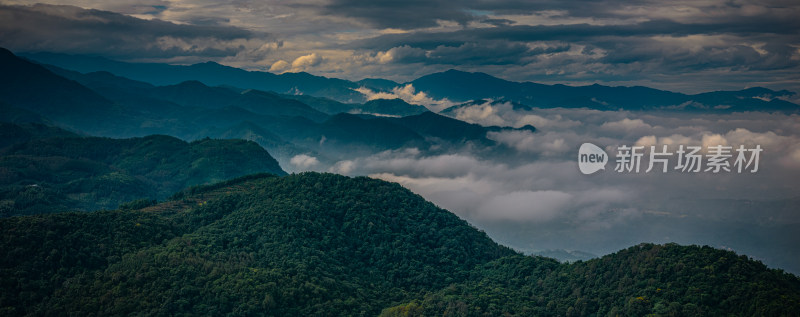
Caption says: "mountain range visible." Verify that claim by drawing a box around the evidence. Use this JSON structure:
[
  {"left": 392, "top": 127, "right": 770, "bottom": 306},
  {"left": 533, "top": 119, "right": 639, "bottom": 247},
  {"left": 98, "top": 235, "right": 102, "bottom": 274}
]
[
  {"left": 21, "top": 50, "right": 800, "bottom": 113},
  {"left": 412, "top": 69, "right": 799, "bottom": 112},
  {"left": 2, "top": 47, "right": 530, "bottom": 169},
  {"left": 2, "top": 46, "right": 800, "bottom": 315},
  {"left": 6, "top": 46, "right": 795, "bottom": 173},
  {"left": 1, "top": 173, "right": 797, "bottom": 316},
  {"left": 0, "top": 122, "right": 285, "bottom": 216}
]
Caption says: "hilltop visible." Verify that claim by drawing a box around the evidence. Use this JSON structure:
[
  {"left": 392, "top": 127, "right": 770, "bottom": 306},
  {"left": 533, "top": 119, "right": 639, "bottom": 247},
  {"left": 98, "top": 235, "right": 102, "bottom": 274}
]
[
  {"left": 1, "top": 173, "right": 798, "bottom": 315},
  {"left": 0, "top": 123, "right": 285, "bottom": 216}
]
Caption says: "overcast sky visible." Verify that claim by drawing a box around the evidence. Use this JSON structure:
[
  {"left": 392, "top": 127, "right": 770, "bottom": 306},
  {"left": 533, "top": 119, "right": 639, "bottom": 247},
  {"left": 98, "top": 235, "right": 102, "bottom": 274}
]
[{"left": 1, "top": 0, "right": 798, "bottom": 93}]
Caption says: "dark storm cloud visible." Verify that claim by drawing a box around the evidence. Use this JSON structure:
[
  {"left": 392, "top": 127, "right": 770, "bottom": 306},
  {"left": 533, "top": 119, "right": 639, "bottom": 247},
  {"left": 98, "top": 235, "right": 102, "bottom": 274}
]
[
  {"left": 4, "top": 0, "right": 795, "bottom": 92},
  {"left": 320, "top": 0, "right": 800, "bottom": 32},
  {"left": 0, "top": 4, "right": 260, "bottom": 59},
  {"left": 353, "top": 19, "right": 798, "bottom": 50},
  {"left": 317, "top": 0, "right": 628, "bottom": 29},
  {"left": 319, "top": 0, "right": 476, "bottom": 29},
  {"left": 331, "top": 0, "right": 798, "bottom": 80},
  {"left": 343, "top": 13, "right": 798, "bottom": 92},
  {"left": 595, "top": 40, "right": 799, "bottom": 72},
  {"left": 418, "top": 41, "right": 558, "bottom": 66}
]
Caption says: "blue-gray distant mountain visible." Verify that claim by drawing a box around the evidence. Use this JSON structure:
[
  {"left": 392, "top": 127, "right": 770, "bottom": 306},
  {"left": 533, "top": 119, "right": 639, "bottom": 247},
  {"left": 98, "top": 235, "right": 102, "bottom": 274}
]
[
  {"left": 9, "top": 45, "right": 798, "bottom": 173},
  {"left": 411, "top": 69, "right": 799, "bottom": 112},
  {"left": 282, "top": 95, "right": 428, "bottom": 117},
  {"left": 383, "top": 111, "right": 494, "bottom": 143},
  {"left": 43, "top": 66, "right": 330, "bottom": 122},
  {"left": 0, "top": 48, "right": 122, "bottom": 132},
  {"left": 3, "top": 48, "right": 525, "bottom": 166},
  {"left": 280, "top": 94, "right": 355, "bottom": 115},
  {"left": 357, "top": 98, "right": 428, "bottom": 116},
  {"left": 22, "top": 51, "right": 799, "bottom": 113},
  {"left": 22, "top": 52, "right": 371, "bottom": 103},
  {"left": 441, "top": 98, "right": 534, "bottom": 115},
  {"left": 356, "top": 78, "right": 401, "bottom": 91}
]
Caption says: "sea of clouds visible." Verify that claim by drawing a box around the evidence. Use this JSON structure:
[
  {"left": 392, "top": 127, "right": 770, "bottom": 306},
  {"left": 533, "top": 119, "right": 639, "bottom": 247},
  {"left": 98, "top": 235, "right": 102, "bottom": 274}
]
[{"left": 291, "top": 100, "right": 800, "bottom": 272}]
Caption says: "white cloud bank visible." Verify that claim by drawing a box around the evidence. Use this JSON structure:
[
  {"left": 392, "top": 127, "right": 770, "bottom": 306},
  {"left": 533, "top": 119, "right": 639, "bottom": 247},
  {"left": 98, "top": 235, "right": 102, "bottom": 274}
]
[
  {"left": 354, "top": 84, "right": 456, "bottom": 112},
  {"left": 269, "top": 53, "right": 323, "bottom": 73},
  {"left": 317, "top": 108, "right": 800, "bottom": 270},
  {"left": 290, "top": 154, "right": 320, "bottom": 170}
]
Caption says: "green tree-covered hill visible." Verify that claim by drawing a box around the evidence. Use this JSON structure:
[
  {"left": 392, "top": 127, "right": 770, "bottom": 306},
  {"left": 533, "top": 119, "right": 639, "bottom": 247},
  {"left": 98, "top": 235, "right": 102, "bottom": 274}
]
[
  {"left": 0, "top": 173, "right": 513, "bottom": 316},
  {"left": 385, "top": 243, "right": 800, "bottom": 316},
  {"left": 0, "top": 123, "right": 285, "bottom": 216},
  {"left": 1, "top": 173, "right": 797, "bottom": 316}
]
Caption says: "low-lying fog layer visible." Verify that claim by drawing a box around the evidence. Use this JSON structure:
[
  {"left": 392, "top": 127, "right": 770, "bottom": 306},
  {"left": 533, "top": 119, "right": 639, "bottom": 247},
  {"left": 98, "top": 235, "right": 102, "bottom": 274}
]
[{"left": 293, "top": 102, "right": 800, "bottom": 273}]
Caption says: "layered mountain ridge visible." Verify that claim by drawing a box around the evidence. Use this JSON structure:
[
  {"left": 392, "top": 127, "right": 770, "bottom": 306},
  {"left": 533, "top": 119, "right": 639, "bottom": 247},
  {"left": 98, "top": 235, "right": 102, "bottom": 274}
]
[{"left": 0, "top": 173, "right": 797, "bottom": 316}]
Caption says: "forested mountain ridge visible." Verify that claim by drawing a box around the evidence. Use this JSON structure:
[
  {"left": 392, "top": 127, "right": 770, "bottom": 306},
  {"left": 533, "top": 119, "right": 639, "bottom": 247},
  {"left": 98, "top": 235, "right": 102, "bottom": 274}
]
[
  {"left": 1, "top": 172, "right": 798, "bottom": 316},
  {"left": 384, "top": 243, "right": 800, "bottom": 316},
  {"left": 1, "top": 48, "right": 522, "bottom": 169},
  {"left": 0, "top": 123, "right": 285, "bottom": 216},
  {"left": 0, "top": 173, "right": 515, "bottom": 316}
]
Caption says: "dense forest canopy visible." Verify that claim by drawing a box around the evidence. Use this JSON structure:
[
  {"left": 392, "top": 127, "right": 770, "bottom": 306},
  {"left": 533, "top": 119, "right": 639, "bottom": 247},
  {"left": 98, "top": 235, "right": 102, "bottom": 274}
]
[
  {"left": 1, "top": 173, "right": 797, "bottom": 316},
  {"left": 0, "top": 122, "right": 285, "bottom": 216}
]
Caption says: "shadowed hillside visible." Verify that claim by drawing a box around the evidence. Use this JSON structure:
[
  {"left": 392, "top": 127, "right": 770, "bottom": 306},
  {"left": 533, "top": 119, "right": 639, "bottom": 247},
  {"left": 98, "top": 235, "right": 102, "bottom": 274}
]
[
  {"left": 0, "top": 123, "right": 285, "bottom": 216},
  {"left": 1, "top": 173, "right": 797, "bottom": 316}
]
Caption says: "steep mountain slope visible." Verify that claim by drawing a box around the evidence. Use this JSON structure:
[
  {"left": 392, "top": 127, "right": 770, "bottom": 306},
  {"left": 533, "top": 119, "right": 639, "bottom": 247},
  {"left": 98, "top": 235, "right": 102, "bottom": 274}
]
[
  {"left": 0, "top": 48, "right": 126, "bottom": 132},
  {"left": 0, "top": 49, "right": 200, "bottom": 137},
  {"left": 0, "top": 49, "right": 111, "bottom": 114},
  {"left": 0, "top": 123, "right": 285, "bottom": 216},
  {"left": 0, "top": 173, "right": 515, "bottom": 315},
  {"left": 1, "top": 173, "right": 797, "bottom": 316}
]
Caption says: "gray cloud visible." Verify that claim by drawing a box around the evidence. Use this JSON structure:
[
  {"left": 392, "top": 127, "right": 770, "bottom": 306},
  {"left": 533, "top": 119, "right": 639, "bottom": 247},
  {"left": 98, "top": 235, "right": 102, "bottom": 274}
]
[
  {"left": 319, "top": 0, "right": 475, "bottom": 29},
  {"left": 319, "top": 0, "right": 800, "bottom": 32},
  {"left": 2, "top": 0, "right": 798, "bottom": 92},
  {"left": 0, "top": 4, "right": 268, "bottom": 60},
  {"left": 320, "top": 108, "right": 800, "bottom": 271},
  {"left": 351, "top": 21, "right": 798, "bottom": 61},
  {"left": 340, "top": 13, "right": 798, "bottom": 92}
]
